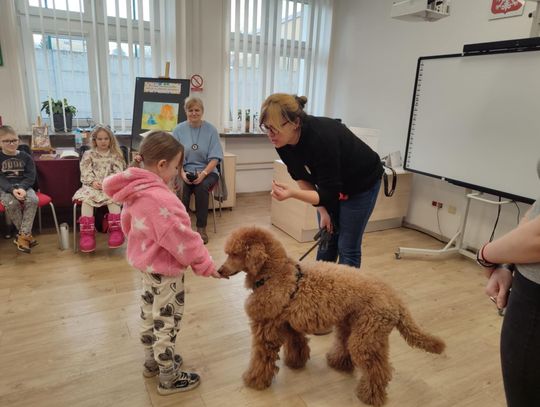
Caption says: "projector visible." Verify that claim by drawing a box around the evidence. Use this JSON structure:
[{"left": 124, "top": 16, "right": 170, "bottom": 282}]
[{"left": 391, "top": 0, "right": 450, "bottom": 22}]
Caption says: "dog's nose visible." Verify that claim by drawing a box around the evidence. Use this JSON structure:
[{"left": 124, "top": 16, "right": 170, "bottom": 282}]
[{"left": 217, "top": 266, "right": 229, "bottom": 279}]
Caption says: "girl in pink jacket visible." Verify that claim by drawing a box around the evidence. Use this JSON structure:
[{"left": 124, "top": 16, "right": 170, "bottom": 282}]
[{"left": 103, "top": 131, "right": 218, "bottom": 395}]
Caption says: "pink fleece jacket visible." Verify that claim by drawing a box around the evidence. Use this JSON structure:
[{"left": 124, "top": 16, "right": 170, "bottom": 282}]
[{"left": 102, "top": 167, "right": 215, "bottom": 277}]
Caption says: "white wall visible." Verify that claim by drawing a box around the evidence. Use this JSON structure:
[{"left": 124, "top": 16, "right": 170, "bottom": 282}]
[{"left": 326, "top": 0, "right": 536, "bottom": 249}]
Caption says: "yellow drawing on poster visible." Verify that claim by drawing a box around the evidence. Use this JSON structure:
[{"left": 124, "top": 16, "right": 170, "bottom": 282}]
[{"left": 141, "top": 102, "right": 179, "bottom": 131}]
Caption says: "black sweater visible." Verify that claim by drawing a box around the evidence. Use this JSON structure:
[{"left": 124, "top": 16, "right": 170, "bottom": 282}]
[
  {"left": 276, "top": 115, "right": 383, "bottom": 214},
  {"left": 0, "top": 150, "right": 36, "bottom": 193}
]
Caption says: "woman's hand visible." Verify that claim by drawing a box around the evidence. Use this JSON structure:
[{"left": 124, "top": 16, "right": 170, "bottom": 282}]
[
  {"left": 192, "top": 171, "right": 206, "bottom": 185},
  {"left": 271, "top": 181, "right": 293, "bottom": 201},
  {"left": 92, "top": 181, "right": 102, "bottom": 190},
  {"left": 180, "top": 170, "right": 191, "bottom": 185},
  {"left": 318, "top": 206, "right": 333, "bottom": 233},
  {"left": 485, "top": 266, "right": 513, "bottom": 310}
]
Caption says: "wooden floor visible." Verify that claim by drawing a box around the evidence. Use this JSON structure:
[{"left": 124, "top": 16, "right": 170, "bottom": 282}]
[{"left": 0, "top": 194, "right": 506, "bottom": 407}]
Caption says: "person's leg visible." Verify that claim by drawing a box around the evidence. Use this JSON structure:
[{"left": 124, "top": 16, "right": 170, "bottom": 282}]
[
  {"left": 500, "top": 271, "right": 540, "bottom": 407},
  {"left": 19, "top": 188, "right": 38, "bottom": 235},
  {"left": 337, "top": 179, "right": 381, "bottom": 268},
  {"left": 144, "top": 272, "right": 199, "bottom": 395},
  {"left": 81, "top": 202, "right": 94, "bottom": 217},
  {"left": 140, "top": 271, "right": 159, "bottom": 377},
  {"left": 0, "top": 191, "right": 23, "bottom": 232},
  {"left": 193, "top": 173, "right": 219, "bottom": 228},
  {"left": 79, "top": 202, "right": 96, "bottom": 252},
  {"left": 181, "top": 181, "right": 193, "bottom": 212},
  {"left": 106, "top": 203, "right": 123, "bottom": 248},
  {"left": 107, "top": 203, "right": 121, "bottom": 214}
]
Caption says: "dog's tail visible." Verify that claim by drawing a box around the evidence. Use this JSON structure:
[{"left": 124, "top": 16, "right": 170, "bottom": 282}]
[{"left": 396, "top": 304, "right": 445, "bottom": 354}]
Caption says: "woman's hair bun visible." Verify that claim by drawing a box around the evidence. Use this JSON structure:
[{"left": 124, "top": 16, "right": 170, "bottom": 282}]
[{"left": 295, "top": 95, "right": 308, "bottom": 109}]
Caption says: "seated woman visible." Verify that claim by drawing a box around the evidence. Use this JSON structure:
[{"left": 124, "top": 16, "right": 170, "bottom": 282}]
[{"left": 172, "top": 97, "right": 223, "bottom": 244}]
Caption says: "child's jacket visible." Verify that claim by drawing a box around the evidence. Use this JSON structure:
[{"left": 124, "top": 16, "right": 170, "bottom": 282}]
[{"left": 103, "top": 167, "right": 214, "bottom": 277}]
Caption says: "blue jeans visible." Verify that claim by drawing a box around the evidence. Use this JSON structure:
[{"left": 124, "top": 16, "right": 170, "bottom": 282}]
[
  {"left": 500, "top": 271, "right": 540, "bottom": 407},
  {"left": 316, "top": 179, "right": 381, "bottom": 268}
]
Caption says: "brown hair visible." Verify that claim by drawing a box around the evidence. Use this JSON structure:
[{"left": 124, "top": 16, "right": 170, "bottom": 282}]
[
  {"left": 259, "top": 93, "right": 307, "bottom": 133},
  {"left": 0, "top": 125, "right": 17, "bottom": 138},
  {"left": 184, "top": 96, "right": 204, "bottom": 112},
  {"left": 90, "top": 125, "right": 125, "bottom": 165},
  {"left": 137, "top": 131, "right": 184, "bottom": 167}
]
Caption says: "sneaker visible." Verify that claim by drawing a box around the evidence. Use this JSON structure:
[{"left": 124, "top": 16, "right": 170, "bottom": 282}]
[
  {"left": 197, "top": 227, "right": 209, "bottom": 244},
  {"left": 157, "top": 371, "right": 201, "bottom": 395},
  {"left": 13, "top": 233, "right": 31, "bottom": 254},
  {"left": 25, "top": 234, "right": 39, "bottom": 248}
]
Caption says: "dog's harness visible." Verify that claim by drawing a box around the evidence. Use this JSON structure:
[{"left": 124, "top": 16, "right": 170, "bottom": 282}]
[{"left": 253, "top": 264, "right": 304, "bottom": 300}]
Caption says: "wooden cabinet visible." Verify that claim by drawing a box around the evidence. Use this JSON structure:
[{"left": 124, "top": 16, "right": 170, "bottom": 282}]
[
  {"left": 221, "top": 152, "right": 237, "bottom": 208},
  {"left": 271, "top": 160, "right": 412, "bottom": 242}
]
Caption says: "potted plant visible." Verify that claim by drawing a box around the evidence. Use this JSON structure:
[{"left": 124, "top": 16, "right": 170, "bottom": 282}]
[{"left": 41, "top": 98, "right": 77, "bottom": 132}]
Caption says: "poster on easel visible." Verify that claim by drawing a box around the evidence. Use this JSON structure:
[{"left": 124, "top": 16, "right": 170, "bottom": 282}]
[{"left": 131, "top": 77, "right": 190, "bottom": 150}]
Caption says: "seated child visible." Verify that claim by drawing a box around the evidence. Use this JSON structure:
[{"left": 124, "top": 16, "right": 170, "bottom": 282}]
[
  {"left": 72, "top": 125, "right": 126, "bottom": 252},
  {"left": 0, "top": 125, "right": 38, "bottom": 253}
]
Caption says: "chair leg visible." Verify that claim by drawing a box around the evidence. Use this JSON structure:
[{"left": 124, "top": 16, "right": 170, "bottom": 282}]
[
  {"left": 38, "top": 206, "right": 42, "bottom": 233},
  {"left": 210, "top": 191, "right": 217, "bottom": 233},
  {"left": 73, "top": 203, "right": 78, "bottom": 253},
  {"left": 48, "top": 202, "right": 62, "bottom": 249}
]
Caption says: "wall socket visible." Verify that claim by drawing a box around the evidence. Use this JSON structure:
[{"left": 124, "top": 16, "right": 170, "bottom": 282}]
[{"left": 431, "top": 200, "right": 443, "bottom": 209}]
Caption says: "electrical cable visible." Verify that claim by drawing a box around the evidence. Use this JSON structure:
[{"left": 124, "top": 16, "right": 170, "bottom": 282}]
[
  {"left": 512, "top": 200, "right": 520, "bottom": 225},
  {"left": 489, "top": 196, "right": 502, "bottom": 242}
]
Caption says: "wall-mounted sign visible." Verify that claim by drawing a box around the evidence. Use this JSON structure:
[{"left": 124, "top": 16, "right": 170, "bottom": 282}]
[{"left": 489, "top": 0, "right": 525, "bottom": 20}]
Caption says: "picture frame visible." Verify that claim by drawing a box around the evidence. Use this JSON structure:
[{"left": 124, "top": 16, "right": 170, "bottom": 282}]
[
  {"left": 131, "top": 77, "right": 190, "bottom": 150},
  {"left": 31, "top": 125, "right": 53, "bottom": 151}
]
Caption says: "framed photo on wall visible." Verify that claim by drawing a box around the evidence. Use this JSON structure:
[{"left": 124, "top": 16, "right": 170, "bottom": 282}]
[{"left": 131, "top": 77, "right": 190, "bottom": 150}]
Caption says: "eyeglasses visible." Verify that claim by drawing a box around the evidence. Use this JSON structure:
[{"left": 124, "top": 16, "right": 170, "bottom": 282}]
[
  {"left": 1, "top": 139, "right": 19, "bottom": 145},
  {"left": 261, "top": 121, "right": 289, "bottom": 134}
]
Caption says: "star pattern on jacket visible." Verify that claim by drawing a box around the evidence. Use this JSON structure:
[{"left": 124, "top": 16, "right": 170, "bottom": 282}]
[
  {"left": 177, "top": 243, "right": 185, "bottom": 255},
  {"left": 159, "top": 207, "right": 171, "bottom": 219},
  {"left": 134, "top": 217, "right": 148, "bottom": 231}
]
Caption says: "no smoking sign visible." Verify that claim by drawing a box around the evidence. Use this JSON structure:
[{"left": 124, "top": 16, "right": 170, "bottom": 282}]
[{"left": 190, "top": 74, "right": 204, "bottom": 92}]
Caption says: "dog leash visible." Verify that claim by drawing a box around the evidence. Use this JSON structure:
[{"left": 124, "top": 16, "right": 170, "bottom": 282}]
[{"left": 299, "top": 228, "right": 332, "bottom": 261}]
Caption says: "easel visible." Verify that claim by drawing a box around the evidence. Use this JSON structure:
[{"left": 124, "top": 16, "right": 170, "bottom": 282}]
[
  {"left": 395, "top": 190, "right": 513, "bottom": 260},
  {"left": 159, "top": 61, "right": 170, "bottom": 79}
]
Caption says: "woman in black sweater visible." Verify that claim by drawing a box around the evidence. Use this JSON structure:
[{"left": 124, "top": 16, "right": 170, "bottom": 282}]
[{"left": 261, "top": 93, "right": 383, "bottom": 268}]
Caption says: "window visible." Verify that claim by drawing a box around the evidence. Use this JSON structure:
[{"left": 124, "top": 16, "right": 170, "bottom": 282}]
[
  {"left": 227, "top": 0, "right": 333, "bottom": 133},
  {"left": 17, "top": 0, "right": 173, "bottom": 131}
]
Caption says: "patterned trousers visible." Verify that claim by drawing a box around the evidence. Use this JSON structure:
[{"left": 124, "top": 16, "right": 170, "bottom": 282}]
[
  {"left": 139, "top": 271, "right": 185, "bottom": 370},
  {"left": 0, "top": 188, "right": 38, "bottom": 235}
]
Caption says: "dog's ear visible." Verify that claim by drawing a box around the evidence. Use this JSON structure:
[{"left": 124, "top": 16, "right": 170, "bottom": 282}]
[{"left": 245, "top": 243, "right": 268, "bottom": 275}]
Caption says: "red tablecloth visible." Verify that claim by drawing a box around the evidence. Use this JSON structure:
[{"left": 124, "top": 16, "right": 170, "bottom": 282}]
[{"left": 35, "top": 158, "right": 81, "bottom": 207}]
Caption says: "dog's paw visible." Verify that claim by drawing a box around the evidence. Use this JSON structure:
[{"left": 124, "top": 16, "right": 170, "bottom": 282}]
[
  {"left": 356, "top": 378, "right": 387, "bottom": 407},
  {"left": 326, "top": 351, "right": 354, "bottom": 373},
  {"left": 242, "top": 370, "right": 272, "bottom": 390}
]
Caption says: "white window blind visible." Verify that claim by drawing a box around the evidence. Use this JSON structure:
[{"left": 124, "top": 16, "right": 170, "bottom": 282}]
[
  {"left": 226, "top": 0, "right": 333, "bottom": 133},
  {"left": 16, "top": 0, "right": 174, "bottom": 132}
]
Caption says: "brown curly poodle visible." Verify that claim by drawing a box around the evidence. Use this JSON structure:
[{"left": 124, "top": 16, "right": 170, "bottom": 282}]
[{"left": 218, "top": 226, "right": 446, "bottom": 406}]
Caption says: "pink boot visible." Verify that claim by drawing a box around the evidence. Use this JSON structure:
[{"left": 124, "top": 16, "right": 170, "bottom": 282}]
[
  {"left": 79, "top": 216, "right": 96, "bottom": 253},
  {"left": 107, "top": 213, "right": 124, "bottom": 248}
]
